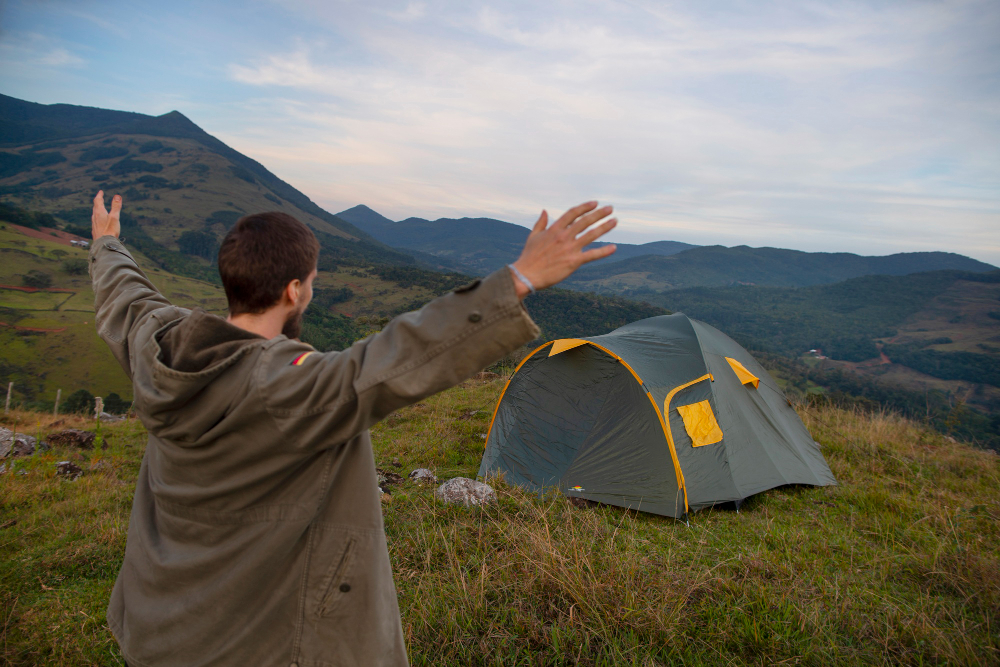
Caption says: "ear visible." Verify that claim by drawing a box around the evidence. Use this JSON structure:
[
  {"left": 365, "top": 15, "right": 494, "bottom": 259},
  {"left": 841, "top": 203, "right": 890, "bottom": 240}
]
[{"left": 284, "top": 278, "right": 302, "bottom": 306}]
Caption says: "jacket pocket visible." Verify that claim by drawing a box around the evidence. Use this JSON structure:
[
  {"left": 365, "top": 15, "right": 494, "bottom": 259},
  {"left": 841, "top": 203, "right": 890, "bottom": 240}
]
[{"left": 314, "top": 536, "right": 357, "bottom": 617}]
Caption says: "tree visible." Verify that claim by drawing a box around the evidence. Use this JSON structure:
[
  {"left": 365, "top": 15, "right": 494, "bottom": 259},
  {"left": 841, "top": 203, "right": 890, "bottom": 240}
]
[
  {"left": 104, "top": 393, "right": 132, "bottom": 415},
  {"left": 22, "top": 270, "right": 52, "bottom": 288},
  {"left": 64, "top": 389, "right": 95, "bottom": 415},
  {"left": 62, "top": 258, "right": 88, "bottom": 275},
  {"left": 177, "top": 230, "right": 219, "bottom": 260}
]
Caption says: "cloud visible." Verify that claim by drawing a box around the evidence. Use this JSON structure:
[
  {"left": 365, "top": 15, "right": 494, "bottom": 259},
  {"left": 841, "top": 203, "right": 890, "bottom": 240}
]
[
  {"left": 0, "top": 32, "right": 85, "bottom": 69},
  {"left": 38, "top": 46, "right": 84, "bottom": 67},
  {"left": 222, "top": 1, "right": 1000, "bottom": 262}
]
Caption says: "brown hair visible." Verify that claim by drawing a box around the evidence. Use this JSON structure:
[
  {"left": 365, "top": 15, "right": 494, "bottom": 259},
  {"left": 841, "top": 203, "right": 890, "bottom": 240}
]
[{"left": 218, "top": 212, "right": 320, "bottom": 315}]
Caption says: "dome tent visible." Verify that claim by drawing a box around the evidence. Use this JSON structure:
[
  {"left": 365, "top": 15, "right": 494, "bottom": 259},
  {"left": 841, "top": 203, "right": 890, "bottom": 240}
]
[{"left": 479, "top": 313, "right": 836, "bottom": 519}]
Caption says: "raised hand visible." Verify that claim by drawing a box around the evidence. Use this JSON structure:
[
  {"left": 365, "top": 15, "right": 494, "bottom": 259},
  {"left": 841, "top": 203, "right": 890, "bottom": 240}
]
[
  {"left": 509, "top": 201, "right": 617, "bottom": 298},
  {"left": 92, "top": 190, "right": 122, "bottom": 240}
]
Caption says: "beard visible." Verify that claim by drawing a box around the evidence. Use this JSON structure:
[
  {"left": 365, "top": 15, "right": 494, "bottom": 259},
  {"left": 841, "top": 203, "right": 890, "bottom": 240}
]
[{"left": 282, "top": 307, "right": 305, "bottom": 340}]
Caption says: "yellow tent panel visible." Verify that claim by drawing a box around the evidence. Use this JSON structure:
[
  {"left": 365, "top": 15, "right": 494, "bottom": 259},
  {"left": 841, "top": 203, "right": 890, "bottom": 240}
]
[
  {"left": 676, "top": 400, "right": 724, "bottom": 447},
  {"left": 726, "top": 357, "right": 760, "bottom": 388},
  {"left": 549, "top": 339, "right": 590, "bottom": 356}
]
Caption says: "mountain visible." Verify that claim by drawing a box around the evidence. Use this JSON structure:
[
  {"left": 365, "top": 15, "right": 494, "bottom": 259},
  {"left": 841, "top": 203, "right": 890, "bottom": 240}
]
[
  {"left": 0, "top": 95, "right": 670, "bottom": 407},
  {"left": 336, "top": 204, "right": 697, "bottom": 275},
  {"left": 0, "top": 94, "right": 380, "bottom": 243},
  {"left": 564, "top": 245, "right": 997, "bottom": 293},
  {"left": 337, "top": 205, "right": 994, "bottom": 290}
]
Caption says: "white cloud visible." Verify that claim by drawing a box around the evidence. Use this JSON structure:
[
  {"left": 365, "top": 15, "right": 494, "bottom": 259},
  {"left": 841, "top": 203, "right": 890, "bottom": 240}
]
[
  {"left": 38, "top": 46, "right": 84, "bottom": 67},
  {"left": 0, "top": 33, "right": 86, "bottom": 69},
  {"left": 221, "top": 1, "right": 1000, "bottom": 262}
]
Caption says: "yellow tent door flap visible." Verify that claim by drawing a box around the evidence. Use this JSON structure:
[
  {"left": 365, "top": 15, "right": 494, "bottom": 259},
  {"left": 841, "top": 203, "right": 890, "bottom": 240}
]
[
  {"left": 726, "top": 357, "right": 760, "bottom": 388},
  {"left": 676, "top": 400, "right": 724, "bottom": 447}
]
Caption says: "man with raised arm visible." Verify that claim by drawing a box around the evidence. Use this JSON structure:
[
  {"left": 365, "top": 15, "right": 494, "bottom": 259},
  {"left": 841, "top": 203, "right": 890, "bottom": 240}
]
[{"left": 89, "top": 191, "right": 616, "bottom": 667}]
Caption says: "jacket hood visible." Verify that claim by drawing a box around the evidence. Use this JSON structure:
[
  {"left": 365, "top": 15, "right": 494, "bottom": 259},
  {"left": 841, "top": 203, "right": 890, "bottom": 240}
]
[{"left": 135, "top": 309, "right": 266, "bottom": 442}]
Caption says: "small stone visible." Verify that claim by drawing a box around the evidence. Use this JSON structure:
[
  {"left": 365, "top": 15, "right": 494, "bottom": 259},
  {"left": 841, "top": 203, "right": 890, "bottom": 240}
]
[
  {"left": 56, "top": 461, "right": 83, "bottom": 481},
  {"left": 376, "top": 468, "right": 404, "bottom": 488},
  {"left": 408, "top": 468, "right": 437, "bottom": 485},
  {"left": 46, "top": 429, "right": 96, "bottom": 450},
  {"left": 435, "top": 477, "right": 496, "bottom": 506},
  {"left": 0, "top": 427, "right": 36, "bottom": 457},
  {"left": 99, "top": 412, "right": 125, "bottom": 423},
  {"left": 479, "top": 433, "right": 488, "bottom": 440}
]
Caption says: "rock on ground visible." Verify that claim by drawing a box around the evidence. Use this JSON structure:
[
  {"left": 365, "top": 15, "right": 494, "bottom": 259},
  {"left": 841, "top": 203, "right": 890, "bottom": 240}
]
[
  {"left": 46, "top": 429, "right": 97, "bottom": 449},
  {"left": 377, "top": 468, "right": 404, "bottom": 489},
  {"left": 56, "top": 461, "right": 83, "bottom": 480},
  {"left": 0, "top": 427, "right": 37, "bottom": 457},
  {"left": 435, "top": 477, "right": 496, "bottom": 506},
  {"left": 408, "top": 468, "right": 437, "bottom": 484}
]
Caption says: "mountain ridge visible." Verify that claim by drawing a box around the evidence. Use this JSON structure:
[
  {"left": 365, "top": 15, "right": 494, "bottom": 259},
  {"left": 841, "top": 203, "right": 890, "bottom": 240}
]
[
  {"left": 337, "top": 203, "right": 996, "bottom": 289},
  {"left": 336, "top": 204, "right": 698, "bottom": 275},
  {"left": 0, "top": 93, "right": 372, "bottom": 244}
]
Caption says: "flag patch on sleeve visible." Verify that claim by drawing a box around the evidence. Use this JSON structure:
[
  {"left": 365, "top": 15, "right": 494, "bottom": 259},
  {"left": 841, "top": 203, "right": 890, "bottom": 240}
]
[{"left": 290, "top": 351, "right": 315, "bottom": 366}]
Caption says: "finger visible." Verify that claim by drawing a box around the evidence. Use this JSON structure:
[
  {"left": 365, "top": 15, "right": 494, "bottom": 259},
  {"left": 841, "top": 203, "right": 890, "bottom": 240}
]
[
  {"left": 579, "top": 243, "right": 617, "bottom": 264},
  {"left": 93, "top": 191, "right": 107, "bottom": 217},
  {"left": 554, "top": 201, "right": 598, "bottom": 229},
  {"left": 576, "top": 218, "right": 617, "bottom": 247},
  {"left": 109, "top": 194, "right": 122, "bottom": 219},
  {"left": 569, "top": 205, "right": 613, "bottom": 236},
  {"left": 532, "top": 210, "right": 548, "bottom": 233}
]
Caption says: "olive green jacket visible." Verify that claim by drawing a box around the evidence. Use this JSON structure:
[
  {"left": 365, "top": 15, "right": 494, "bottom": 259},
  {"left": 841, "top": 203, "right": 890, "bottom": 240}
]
[{"left": 89, "top": 236, "right": 539, "bottom": 667}]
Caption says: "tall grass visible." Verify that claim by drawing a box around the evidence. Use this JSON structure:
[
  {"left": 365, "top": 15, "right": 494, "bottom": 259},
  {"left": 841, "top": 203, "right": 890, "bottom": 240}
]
[{"left": 2, "top": 383, "right": 998, "bottom": 665}]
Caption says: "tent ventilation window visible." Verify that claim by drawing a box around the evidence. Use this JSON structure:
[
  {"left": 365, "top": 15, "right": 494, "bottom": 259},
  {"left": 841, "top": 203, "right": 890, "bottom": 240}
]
[
  {"left": 676, "top": 400, "right": 724, "bottom": 447},
  {"left": 726, "top": 357, "right": 760, "bottom": 388}
]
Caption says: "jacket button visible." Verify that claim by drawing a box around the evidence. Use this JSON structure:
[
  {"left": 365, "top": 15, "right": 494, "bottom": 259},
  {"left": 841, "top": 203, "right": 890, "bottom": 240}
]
[
  {"left": 290, "top": 663, "right": 299, "bottom": 667},
  {"left": 339, "top": 583, "right": 351, "bottom": 593},
  {"left": 468, "top": 311, "right": 482, "bottom": 323}
]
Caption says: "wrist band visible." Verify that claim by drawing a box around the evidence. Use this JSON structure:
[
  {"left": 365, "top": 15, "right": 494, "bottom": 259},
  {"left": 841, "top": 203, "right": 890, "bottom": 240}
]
[{"left": 507, "top": 264, "right": 536, "bottom": 294}]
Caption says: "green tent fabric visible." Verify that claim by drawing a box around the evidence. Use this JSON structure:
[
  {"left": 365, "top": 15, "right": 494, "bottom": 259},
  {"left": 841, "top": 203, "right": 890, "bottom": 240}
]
[{"left": 478, "top": 313, "right": 836, "bottom": 519}]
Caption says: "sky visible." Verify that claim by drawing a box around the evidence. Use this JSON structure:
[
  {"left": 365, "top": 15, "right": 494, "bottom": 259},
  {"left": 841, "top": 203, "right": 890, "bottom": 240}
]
[{"left": 1, "top": 0, "right": 999, "bottom": 263}]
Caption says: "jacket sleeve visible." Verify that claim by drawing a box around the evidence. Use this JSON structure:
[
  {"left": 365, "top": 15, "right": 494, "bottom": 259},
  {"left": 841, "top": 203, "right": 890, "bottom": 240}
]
[
  {"left": 260, "top": 267, "right": 541, "bottom": 452},
  {"left": 89, "top": 236, "right": 177, "bottom": 381}
]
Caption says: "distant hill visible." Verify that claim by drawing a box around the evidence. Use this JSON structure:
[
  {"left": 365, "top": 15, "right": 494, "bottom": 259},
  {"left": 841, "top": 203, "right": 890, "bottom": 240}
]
[
  {"left": 338, "top": 204, "right": 995, "bottom": 290},
  {"left": 646, "top": 268, "right": 1000, "bottom": 449},
  {"left": 336, "top": 204, "right": 697, "bottom": 275},
  {"left": 564, "top": 244, "right": 997, "bottom": 292}
]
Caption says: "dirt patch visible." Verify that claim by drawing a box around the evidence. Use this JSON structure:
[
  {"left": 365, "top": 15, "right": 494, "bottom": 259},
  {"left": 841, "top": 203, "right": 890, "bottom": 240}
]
[
  {"left": 0, "top": 321, "right": 67, "bottom": 333},
  {"left": 7, "top": 223, "right": 87, "bottom": 248},
  {"left": 0, "top": 284, "right": 76, "bottom": 294}
]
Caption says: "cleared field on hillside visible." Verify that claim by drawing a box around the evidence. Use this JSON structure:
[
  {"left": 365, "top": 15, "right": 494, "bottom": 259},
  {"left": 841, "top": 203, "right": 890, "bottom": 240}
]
[
  {"left": 0, "top": 226, "right": 228, "bottom": 404},
  {"left": 888, "top": 278, "right": 1000, "bottom": 354},
  {"left": 1, "top": 382, "right": 997, "bottom": 666}
]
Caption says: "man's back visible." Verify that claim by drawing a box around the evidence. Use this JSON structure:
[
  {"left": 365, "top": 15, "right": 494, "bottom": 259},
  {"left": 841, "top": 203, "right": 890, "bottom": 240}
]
[{"left": 90, "top": 235, "right": 539, "bottom": 666}]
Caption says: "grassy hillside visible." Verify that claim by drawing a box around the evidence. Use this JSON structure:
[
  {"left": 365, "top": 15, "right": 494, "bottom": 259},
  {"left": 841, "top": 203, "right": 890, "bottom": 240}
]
[
  {"left": 2, "top": 384, "right": 998, "bottom": 665},
  {"left": 654, "top": 270, "right": 1000, "bottom": 362},
  {"left": 652, "top": 271, "right": 1000, "bottom": 449},
  {"left": 0, "top": 223, "right": 228, "bottom": 406}
]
